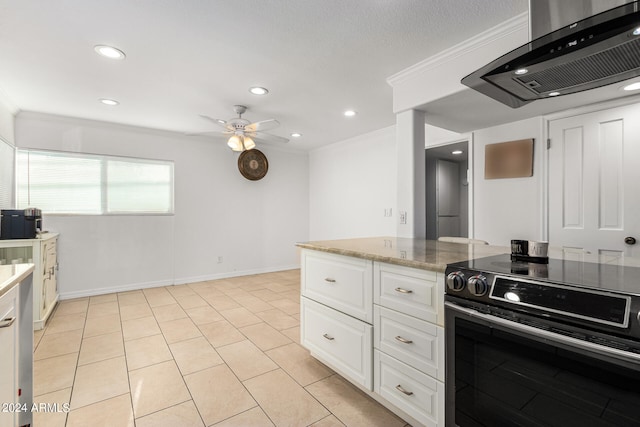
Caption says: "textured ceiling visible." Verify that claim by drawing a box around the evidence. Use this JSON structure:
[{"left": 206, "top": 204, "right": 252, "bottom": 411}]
[{"left": 0, "top": 0, "right": 527, "bottom": 150}]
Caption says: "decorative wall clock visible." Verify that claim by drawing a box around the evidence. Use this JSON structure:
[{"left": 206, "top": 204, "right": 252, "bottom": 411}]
[{"left": 238, "top": 149, "right": 269, "bottom": 180}]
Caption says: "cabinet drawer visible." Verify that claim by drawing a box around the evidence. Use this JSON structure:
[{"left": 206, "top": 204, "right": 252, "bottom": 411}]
[
  {"left": 374, "top": 306, "right": 444, "bottom": 381},
  {"left": 374, "top": 350, "right": 444, "bottom": 427},
  {"left": 374, "top": 262, "right": 443, "bottom": 325},
  {"left": 302, "top": 249, "right": 373, "bottom": 323},
  {"left": 301, "top": 297, "right": 372, "bottom": 390}
]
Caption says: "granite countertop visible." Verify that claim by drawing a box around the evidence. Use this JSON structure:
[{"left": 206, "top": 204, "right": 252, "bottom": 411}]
[
  {"left": 296, "top": 237, "right": 509, "bottom": 272},
  {"left": 0, "top": 263, "right": 35, "bottom": 299}
]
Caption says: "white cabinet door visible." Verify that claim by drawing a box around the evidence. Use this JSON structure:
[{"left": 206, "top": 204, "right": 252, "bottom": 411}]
[
  {"left": 373, "top": 262, "right": 443, "bottom": 326},
  {"left": 374, "top": 350, "right": 444, "bottom": 427},
  {"left": 0, "top": 286, "right": 18, "bottom": 427},
  {"left": 301, "top": 297, "right": 373, "bottom": 390},
  {"left": 302, "top": 249, "right": 373, "bottom": 323},
  {"left": 374, "top": 306, "right": 444, "bottom": 381},
  {"left": 549, "top": 103, "right": 640, "bottom": 259}
]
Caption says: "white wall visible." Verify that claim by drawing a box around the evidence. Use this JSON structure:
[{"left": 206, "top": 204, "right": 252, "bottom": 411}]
[
  {"left": 0, "top": 95, "right": 16, "bottom": 145},
  {"left": 15, "top": 112, "right": 309, "bottom": 298},
  {"left": 0, "top": 93, "right": 16, "bottom": 211},
  {"left": 472, "top": 117, "right": 545, "bottom": 246},
  {"left": 309, "top": 126, "right": 396, "bottom": 240}
]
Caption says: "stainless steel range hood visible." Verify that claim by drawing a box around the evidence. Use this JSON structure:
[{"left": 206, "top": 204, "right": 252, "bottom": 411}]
[{"left": 462, "top": 0, "right": 640, "bottom": 108}]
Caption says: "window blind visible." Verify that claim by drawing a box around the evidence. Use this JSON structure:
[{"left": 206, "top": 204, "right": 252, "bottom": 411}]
[{"left": 16, "top": 149, "right": 174, "bottom": 215}]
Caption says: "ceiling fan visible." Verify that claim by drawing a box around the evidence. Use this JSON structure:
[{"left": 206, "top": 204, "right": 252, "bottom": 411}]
[{"left": 191, "top": 105, "right": 289, "bottom": 151}]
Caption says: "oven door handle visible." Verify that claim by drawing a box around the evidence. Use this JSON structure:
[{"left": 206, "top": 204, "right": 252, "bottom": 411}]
[{"left": 445, "top": 301, "right": 640, "bottom": 365}]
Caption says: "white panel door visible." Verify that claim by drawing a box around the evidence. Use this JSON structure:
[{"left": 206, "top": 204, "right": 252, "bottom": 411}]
[{"left": 548, "top": 104, "right": 640, "bottom": 258}]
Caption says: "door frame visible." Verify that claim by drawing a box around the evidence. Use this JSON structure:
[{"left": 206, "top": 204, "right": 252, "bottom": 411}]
[
  {"left": 425, "top": 134, "right": 475, "bottom": 239},
  {"left": 542, "top": 93, "right": 640, "bottom": 243}
]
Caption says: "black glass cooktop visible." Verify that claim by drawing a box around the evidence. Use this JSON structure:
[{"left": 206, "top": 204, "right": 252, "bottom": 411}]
[{"left": 448, "top": 254, "right": 640, "bottom": 296}]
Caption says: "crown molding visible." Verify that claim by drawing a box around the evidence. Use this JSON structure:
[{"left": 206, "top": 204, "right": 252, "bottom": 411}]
[{"left": 387, "top": 12, "right": 528, "bottom": 87}]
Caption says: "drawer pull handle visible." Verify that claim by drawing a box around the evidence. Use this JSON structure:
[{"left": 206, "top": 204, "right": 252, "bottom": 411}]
[
  {"left": 395, "top": 336, "right": 413, "bottom": 344},
  {"left": 396, "top": 385, "right": 414, "bottom": 396},
  {"left": 324, "top": 278, "right": 336, "bottom": 283},
  {"left": 323, "top": 333, "right": 335, "bottom": 341},
  {"left": 395, "top": 287, "right": 413, "bottom": 294},
  {"left": 0, "top": 317, "right": 16, "bottom": 328}
]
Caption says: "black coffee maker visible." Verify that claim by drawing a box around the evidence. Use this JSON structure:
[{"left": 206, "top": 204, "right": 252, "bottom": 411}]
[{"left": 0, "top": 208, "right": 42, "bottom": 239}]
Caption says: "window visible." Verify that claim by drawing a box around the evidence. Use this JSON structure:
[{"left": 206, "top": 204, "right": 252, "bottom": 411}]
[{"left": 16, "top": 149, "right": 174, "bottom": 214}]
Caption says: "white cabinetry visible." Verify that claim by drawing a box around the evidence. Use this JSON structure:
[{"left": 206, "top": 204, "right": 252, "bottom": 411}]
[
  {"left": 373, "top": 262, "right": 445, "bottom": 427},
  {"left": 301, "top": 297, "right": 373, "bottom": 389},
  {"left": 301, "top": 250, "right": 373, "bottom": 322},
  {"left": 301, "top": 250, "right": 374, "bottom": 389},
  {"left": 0, "top": 234, "right": 59, "bottom": 330},
  {"left": 0, "top": 285, "right": 18, "bottom": 427},
  {"left": 300, "top": 248, "right": 445, "bottom": 427}
]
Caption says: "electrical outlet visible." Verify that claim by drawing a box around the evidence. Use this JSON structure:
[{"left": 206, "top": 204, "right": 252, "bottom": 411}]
[
  {"left": 217, "top": 256, "right": 223, "bottom": 264},
  {"left": 399, "top": 211, "right": 407, "bottom": 224}
]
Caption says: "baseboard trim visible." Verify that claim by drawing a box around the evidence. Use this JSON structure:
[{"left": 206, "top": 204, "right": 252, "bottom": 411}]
[
  {"left": 58, "top": 264, "right": 301, "bottom": 300},
  {"left": 172, "top": 264, "right": 300, "bottom": 286}
]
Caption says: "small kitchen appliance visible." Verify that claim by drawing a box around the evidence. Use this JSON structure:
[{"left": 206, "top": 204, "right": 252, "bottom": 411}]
[
  {"left": 445, "top": 254, "right": 640, "bottom": 426},
  {"left": 0, "top": 208, "right": 42, "bottom": 239}
]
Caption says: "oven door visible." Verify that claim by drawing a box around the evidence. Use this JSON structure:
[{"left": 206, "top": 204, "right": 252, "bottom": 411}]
[{"left": 445, "top": 300, "right": 640, "bottom": 427}]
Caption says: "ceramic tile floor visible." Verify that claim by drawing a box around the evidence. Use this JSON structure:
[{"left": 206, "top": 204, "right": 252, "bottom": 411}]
[{"left": 32, "top": 269, "right": 411, "bottom": 427}]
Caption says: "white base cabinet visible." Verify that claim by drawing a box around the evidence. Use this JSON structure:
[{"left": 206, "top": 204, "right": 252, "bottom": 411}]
[
  {"left": 301, "top": 297, "right": 373, "bottom": 389},
  {"left": 374, "top": 305, "right": 444, "bottom": 382},
  {"left": 300, "top": 248, "right": 445, "bottom": 427},
  {"left": 0, "top": 234, "right": 59, "bottom": 330},
  {"left": 374, "top": 350, "right": 444, "bottom": 427},
  {"left": 0, "top": 265, "right": 34, "bottom": 427},
  {"left": 0, "top": 285, "right": 18, "bottom": 427}
]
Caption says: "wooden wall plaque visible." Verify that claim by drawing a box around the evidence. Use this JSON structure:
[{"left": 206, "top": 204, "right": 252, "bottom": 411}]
[{"left": 484, "top": 139, "right": 534, "bottom": 179}]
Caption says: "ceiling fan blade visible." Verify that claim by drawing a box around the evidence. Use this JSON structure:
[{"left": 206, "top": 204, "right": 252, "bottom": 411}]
[
  {"left": 186, "top": 130, "right": 233, "bottom": 137},
  {"left": 244, "top": 119, "right": 280, "bottom": 132},
  {"left": 253, "top": 132, "right": 289, "bottom": 144},
  {"left": 199, "top": 115, "right": 234, "bottom": 131}
]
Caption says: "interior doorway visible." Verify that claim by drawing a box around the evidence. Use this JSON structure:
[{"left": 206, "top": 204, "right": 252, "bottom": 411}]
[{"left": 425, "top": 141, "right": 469, "bottom": 240}]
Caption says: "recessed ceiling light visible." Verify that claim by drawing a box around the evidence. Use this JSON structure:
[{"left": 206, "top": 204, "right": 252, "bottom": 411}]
[
  {"left": 99, "top": 98, "right": 119, "bottom": 106},
  {"left": 623, "top": 82, "right": 640, "bottom": 91},
  {"left": 452, "top": 150, "right": 463, "bottom": 155},
  {"left": 217, "top": 119, "right": 227, "bottom": 124},
  {"left": 291, "top": 132, "right": 302, "bottom": 138},
  {"left": 514, "top": 68, "right": 528, "bottom": 75},
  {"left": 344, "top": 110, "right": 357, "bottom": 117},
  {"left": 249, "top": 87, "right": 269, "bottom": 95},
  {"left": 548, "top": 91, "right": 560, "bottom": 97},
  {"left": 94, "top": 45, "right": 126, "bottom": 60}
]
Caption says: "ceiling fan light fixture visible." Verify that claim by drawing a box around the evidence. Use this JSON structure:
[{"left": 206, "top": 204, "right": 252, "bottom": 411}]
[
  {"left": 227, "top": 135, "right": 255, "bottom": 151},
  {"left": 243, "top": 136, "right": 256, "bottom": 150},
  {"left": 249, "top": 87, "right": 269, "bottom": 95},
  {"left": 227, "top": 135, "right": 244, "bottom": 151},
  {"left": 94, "top": 45, "right": 126, "bottom": 60}
]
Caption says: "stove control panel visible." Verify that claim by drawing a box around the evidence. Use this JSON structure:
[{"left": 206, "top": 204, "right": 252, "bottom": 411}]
[
  {"left": 446, "top": 271, "right": 466, "bottom": 291},
  {"left": 468, "top": 275, "right": 489, "bottom": 296}
]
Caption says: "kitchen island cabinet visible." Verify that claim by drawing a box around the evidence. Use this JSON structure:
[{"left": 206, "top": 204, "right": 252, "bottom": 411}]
[{"left": 298, "top": 237, "right": 507, "bottom": 427}]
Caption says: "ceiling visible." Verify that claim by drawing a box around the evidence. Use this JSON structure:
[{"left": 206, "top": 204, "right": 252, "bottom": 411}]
[
  {"left": 0, "top": 0, "right": 528, "bottom": 151},
  {"left": 426, "top": 141, "right": 468, "bottom": 162}
]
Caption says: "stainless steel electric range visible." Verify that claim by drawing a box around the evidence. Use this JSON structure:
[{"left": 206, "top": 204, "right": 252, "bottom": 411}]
[{"left": 444, "top": 254, "right": 640, "bottom": 427}]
